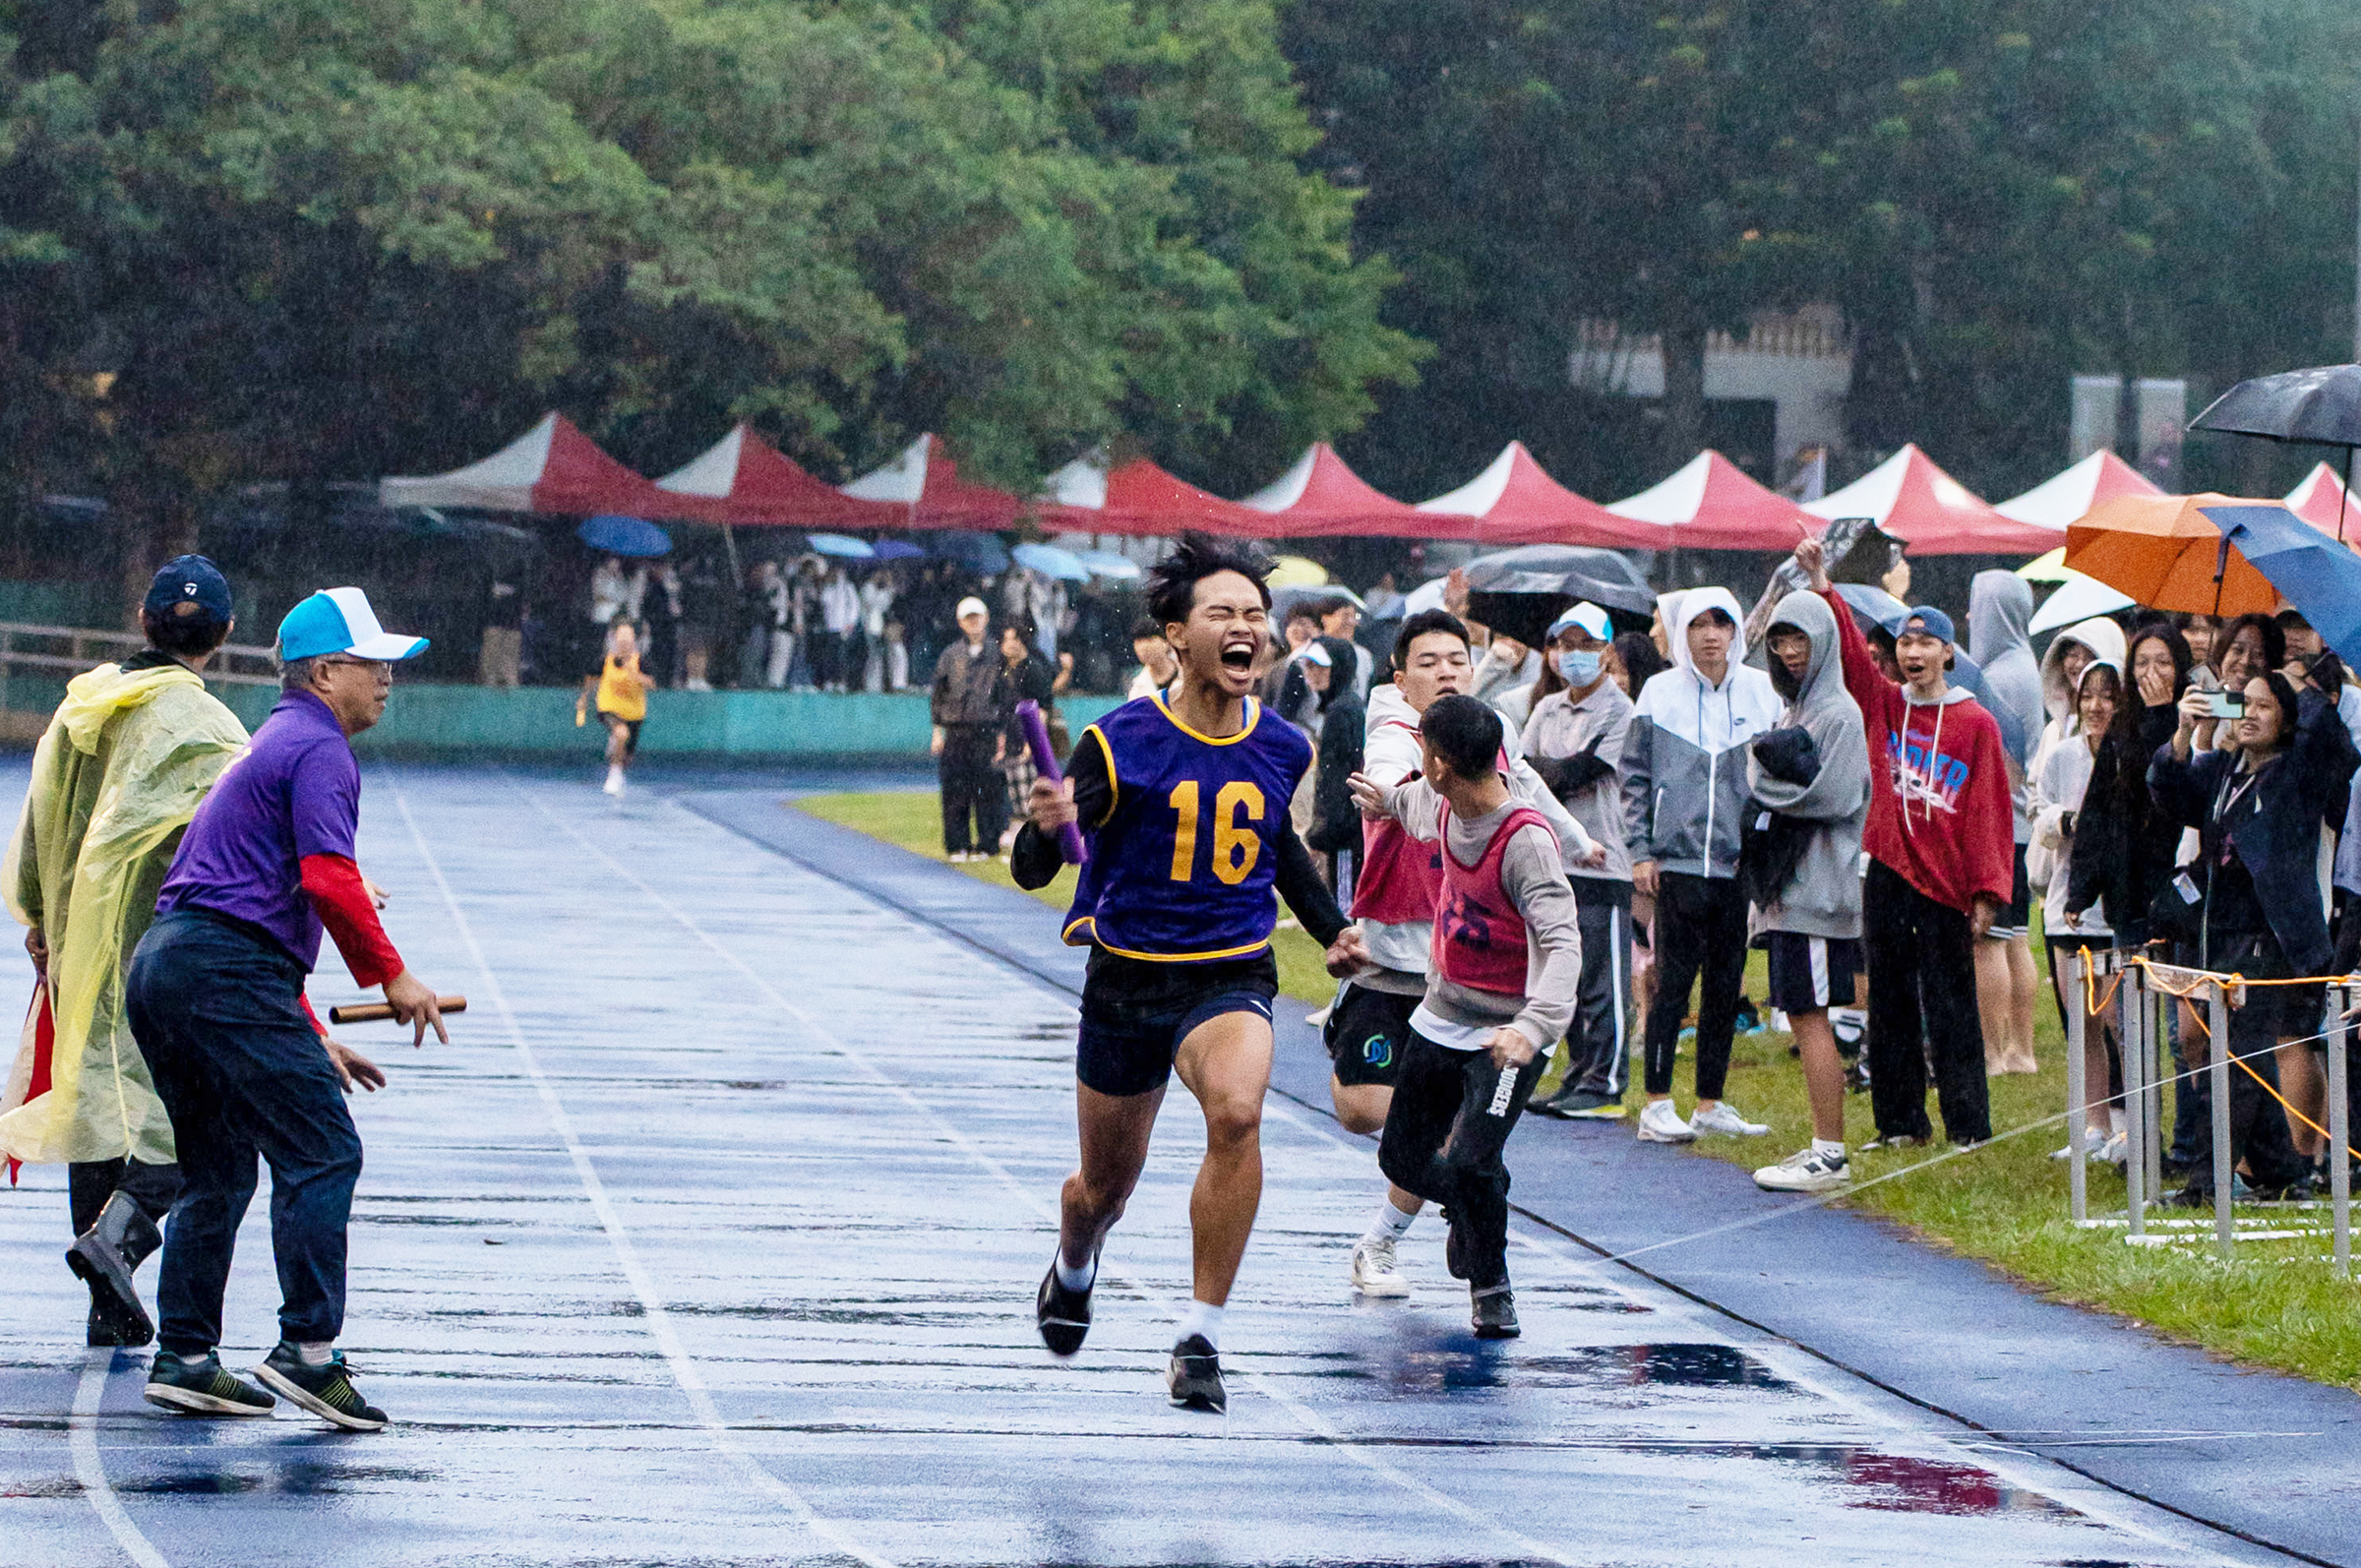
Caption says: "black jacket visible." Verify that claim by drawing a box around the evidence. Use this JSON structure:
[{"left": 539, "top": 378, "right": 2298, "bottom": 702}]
[
  {"left": 1307, "top": 691, "right": 1366, "bottom": 856},
  {"left": 2066, "top": 705, "right": 2176, "bottom": 943},
  {"left": 2148, "top": 690, "right": 2358, "bottom": 975}
]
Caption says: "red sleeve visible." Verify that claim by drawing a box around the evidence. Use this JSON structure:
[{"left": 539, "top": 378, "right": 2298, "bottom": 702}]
[
  {"left": 298, "top": 995, "right": 329, "bottom": 1039},
  {"left": 1821, "top": 587, "right": 1900, "bottom": 743},
  {"left": 1963, "top": 713, "right": 2018, "bottom": 905},
  {"left": 299, "top": 853, "right": 403, "bottom": 990}
]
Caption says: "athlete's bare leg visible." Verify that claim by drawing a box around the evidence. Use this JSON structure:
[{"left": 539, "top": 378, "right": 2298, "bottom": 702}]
[
  {"left": 1330, "top": 1077, "right": 1426, "bottom": 1218},
  {"left": 1060, "top": 1082, "right": 1166, "bottom": 1273},
  {"left": 1173, "top": 1010, "right": 1274, "bottom": 1306}
]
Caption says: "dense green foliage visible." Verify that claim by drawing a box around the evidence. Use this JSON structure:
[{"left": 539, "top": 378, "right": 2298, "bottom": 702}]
[
  {"left": 1288, "top": 0, "right": 2361, "bottom": 501},
  {"left": 0, "top": 0, "right": 1418, "bottom": 524}
]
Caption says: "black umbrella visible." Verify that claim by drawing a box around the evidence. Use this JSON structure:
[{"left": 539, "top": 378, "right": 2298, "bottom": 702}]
[{"left": 2190, "top": 363, "right": 2361, "bottom": 539}]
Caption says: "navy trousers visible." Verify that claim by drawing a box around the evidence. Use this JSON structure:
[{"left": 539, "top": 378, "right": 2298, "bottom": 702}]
[{"left": 127, "top": 910, "right": 363, "bottom": 1356}]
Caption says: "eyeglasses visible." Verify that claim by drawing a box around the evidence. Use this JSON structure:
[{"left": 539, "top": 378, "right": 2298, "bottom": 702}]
[{"left": 320, "top": 656, "right": 394, "bottom": 683}]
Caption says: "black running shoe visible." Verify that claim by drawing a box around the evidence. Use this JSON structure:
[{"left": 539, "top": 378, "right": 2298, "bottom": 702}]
[
  {"left": 253, "top": 1343, "right": 387, "bottom": 1431},
  {"left": 1036, "top": 1256, "right": 1093, "bottom": 1357},
  {"left": 1166, "top": 1334, "right": 1227, "bottom": 1413},
  {"left": 144, "top": 1351, "right": 275, "bottom": 1417},
  {"left": 1443, "top": 1216, "right": 1470, "bottom": 1282},
  {"left": 1471, "top": 1285, "right": 1520, "bottom": 1340}
]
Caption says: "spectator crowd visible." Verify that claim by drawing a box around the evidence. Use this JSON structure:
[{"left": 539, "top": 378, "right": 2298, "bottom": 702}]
[{"left": 931, "top": 537, "right": 2361, "bottom": 1210}]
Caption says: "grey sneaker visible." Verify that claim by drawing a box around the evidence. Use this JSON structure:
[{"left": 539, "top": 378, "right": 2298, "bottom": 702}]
[
  {"left": 1471, "top": 1285, "right": 1520, "bottom": 1339},
  {"left": 144, "top": 1351, "right": 275, "bottom": 1417},
  {"left": 254, "top": 1343, "right": 387, "bottom": 1431}
]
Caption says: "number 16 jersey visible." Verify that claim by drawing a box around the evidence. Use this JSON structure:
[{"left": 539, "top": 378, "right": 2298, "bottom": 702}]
[{"left": 1062, "top": 692, "right": 1314, "bottom": 962}]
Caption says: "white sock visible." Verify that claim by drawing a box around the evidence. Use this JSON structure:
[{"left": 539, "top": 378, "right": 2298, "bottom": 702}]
[
  {"left": 1053, "top": 1251, "right": 1097, "bottom": 1294},
  {"left": 1362, "top": 1197, "right": 1418, "bottom": 1247},
  {"left": 1812, "top": 1138, "right": 1846, "bottom": 1160},
  {"left": 296, "top": 1340, "right": 334, "bottom": 1366},
  {"left": 1177, "top": 1299, "right": 1225, "bottom": 1351}
]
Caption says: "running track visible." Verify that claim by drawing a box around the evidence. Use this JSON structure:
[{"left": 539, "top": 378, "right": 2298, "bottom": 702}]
[{"left": 0, "top": 761, "right": 2305, "bottom": 1565}]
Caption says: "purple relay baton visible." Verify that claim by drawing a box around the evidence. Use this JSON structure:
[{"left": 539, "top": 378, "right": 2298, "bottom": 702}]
[{"left": 1015, "top": 699, "right": 1087, "bottom": 865}]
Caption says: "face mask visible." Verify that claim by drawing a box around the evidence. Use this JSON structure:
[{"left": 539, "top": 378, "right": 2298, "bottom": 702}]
[{"left": 1556, "top": 648, "right": 1603, "bottom": 686}]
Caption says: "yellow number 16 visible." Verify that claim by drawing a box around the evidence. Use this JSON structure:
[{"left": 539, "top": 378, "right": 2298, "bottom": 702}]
[{"left": 1167, "top": 779, "right": 1265, "bottom": 885}]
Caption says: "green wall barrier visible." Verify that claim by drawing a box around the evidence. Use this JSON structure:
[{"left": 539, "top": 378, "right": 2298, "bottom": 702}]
[{"left": 177, "top": 684, "right": 1130, "bottom": 759}]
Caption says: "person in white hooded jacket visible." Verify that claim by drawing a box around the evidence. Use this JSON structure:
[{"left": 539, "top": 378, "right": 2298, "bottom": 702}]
[{"left": 1620, "top": 588, "right": 1784, "bottom": 1144}]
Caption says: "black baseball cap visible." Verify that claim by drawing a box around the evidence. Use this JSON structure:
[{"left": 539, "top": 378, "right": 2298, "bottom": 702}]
[{"left": 144, "top": 555, "right": 234, "bottom": 627}]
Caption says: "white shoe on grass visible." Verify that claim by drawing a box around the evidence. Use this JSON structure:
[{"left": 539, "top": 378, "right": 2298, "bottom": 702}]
[
  {"left": 1754, "top": 1145, "right": 1850, "bottom": 1193},
  {"left": 1350, "top": 1236, "right": 1410, "bottom": 1298},
  {"left": 1637, "top": 1099, "right": 1697, "bottom": 1143},
  {"left": 1689, "top": 1102, "right": 1769, "bottom": 1137}
]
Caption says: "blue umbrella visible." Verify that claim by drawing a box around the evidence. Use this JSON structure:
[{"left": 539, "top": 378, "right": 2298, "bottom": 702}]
[
  {"left": 870, "top": 539, "right": 926, "bottom": 562},
  {"left": 806, "top": 533, "right": 875, "bottom": 559},
  {"left": 2203, "top": 504, "right": 2361, "bottom": 666},
  {"left": 576, "top": 514, "right": 670, "bottom": 558},
  {"left": 1012, "top": 541, "right": 1091, "bottom": 581},
  {"left": 929, "top": 532, "right": 1011, "bottom": 573},
  {"left": 1074, "top": 548, "right": 1143, "bottom": 580}
]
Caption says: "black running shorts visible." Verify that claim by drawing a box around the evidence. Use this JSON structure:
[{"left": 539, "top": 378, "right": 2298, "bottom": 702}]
[
  {"left": 1323, "top": 982, "right": 1419, "bottom": 1088},
  {"left": 1075, "top": 949, "right": 1279, "bottom": 1098},
  {"left": 1983, "top": 844, "right": 2031, "bottom": 940},
  {"left": 1763, "top": 932, "right": 1861, "bottom": 1014}
]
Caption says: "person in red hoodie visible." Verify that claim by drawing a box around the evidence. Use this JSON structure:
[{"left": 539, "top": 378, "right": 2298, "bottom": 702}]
[{"left": 1798, "top": 539, "right": 2011, "bottom": 1147}]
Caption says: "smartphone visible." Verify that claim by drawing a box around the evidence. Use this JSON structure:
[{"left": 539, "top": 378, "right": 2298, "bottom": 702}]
[{"left": 2207, "top": 691, "right": 2245, "bottom": 720}]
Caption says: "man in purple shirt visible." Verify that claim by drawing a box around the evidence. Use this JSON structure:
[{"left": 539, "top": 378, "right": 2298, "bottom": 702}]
[{"left": 128, "top": 587, "right": 447, "bottom": 1430}]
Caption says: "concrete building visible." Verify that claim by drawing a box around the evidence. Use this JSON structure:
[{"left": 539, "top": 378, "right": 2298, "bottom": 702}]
[{"left": 1568, "top": 306, "right": 1852, "bottom": 480}]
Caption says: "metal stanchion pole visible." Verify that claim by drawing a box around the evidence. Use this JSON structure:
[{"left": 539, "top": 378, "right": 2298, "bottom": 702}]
[
  {"left": 2147, "top": 979, "right": 2166, "bottom": 1204},
  {"left": 2210, "top": 985, "right": 2234, "bottom": 1261},
  {"left": 2121, "top": 957, "right": 2146, "bottom": 1230},
  {"left": 2066, "top": 948, "right": 2088, "bottom": 1227},
  {"left": 2331, "top": 984, "right": 2350, "bottom": 1282}
]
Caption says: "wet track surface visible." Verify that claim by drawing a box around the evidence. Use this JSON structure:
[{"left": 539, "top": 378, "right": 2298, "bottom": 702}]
[{"left": 0, "top": 760, "right": 2317, "bottom": 1565}]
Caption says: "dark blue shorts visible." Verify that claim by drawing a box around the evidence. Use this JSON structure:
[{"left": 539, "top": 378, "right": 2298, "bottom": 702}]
[{"left": 1076, "top": 950, "right": 1278, "bottom": 1098}]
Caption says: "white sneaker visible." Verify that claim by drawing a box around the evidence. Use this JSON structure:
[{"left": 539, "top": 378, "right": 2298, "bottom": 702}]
[
  {"left": 2048, "top": 1130, "right": 2105, "bottom": 1162},
  {"left": 602, "top": 766, "right": 625, "bottom": 796},
  {"left": 1755, "top": 1145, "right": 1850, "bottom": 1193},
  {"left": 1350, "top": 1236, "right": 1409, "bottom": 1298},
  {"left": 2098, "top": 1131, "right": 2129, "bottom": 1167},
  {"left": 1689, "top": 1102, "right": 1769, "bottom": 1137},
  {"left": 1637, "top": 1099, "right": 1697, "bottom": 1143}
]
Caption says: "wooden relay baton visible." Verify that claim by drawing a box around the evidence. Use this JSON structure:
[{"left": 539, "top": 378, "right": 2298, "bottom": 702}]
[{"left": 328, "top": 995, "right": 468, "bottom": 1025}]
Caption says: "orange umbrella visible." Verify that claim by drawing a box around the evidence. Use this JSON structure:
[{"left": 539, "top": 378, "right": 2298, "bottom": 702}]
[{"left": 2062, "top": 492, "right": 2290, "bottom": 616}]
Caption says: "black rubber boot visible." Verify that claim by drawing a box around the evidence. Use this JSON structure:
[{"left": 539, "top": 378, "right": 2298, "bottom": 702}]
[{"left": 66, "top": 1190, "right": 162, "bottom": 1348}]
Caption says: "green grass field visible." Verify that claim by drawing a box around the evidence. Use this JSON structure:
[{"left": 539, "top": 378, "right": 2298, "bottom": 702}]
[{"left": 797, "top": 788, "right": 2361, "bottom": 1389}]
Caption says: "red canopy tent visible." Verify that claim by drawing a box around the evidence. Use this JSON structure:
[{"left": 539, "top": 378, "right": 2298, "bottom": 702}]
[
  {"left": 1604, "top": 450, "right": 1816, "bottom": 550},
  {"left": 1037, "top": 452, "right": 1267, "bottom": 537},
  {"left": 1803, "top": 444, "right": 2057, "bottom": 555},
  {"left": 1239, "top": 444, "right": 1426, "bottom": 537},
  {"left": 1991, "top": 450, "right": 2161, "bottom": 529},
  {"left": 839, "top": 435, "right": 1021, "bottom": 530},
  {"left": 2284, "top": 461, "right": 2360, "bottom": 536},
  {"left": 378, "top": 413, "right": 663, "bottom": 515},
  {"left": 1415, "top": 443, "right": 1656, "bottom": 548},
  {"left": 650, "top": 424, "right": 904, "bottom": 529}
]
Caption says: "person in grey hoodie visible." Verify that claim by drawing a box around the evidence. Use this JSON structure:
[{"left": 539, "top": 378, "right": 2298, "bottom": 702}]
[
  {"left": 1968, "top": 571, "right": 2044, "bottom": 1076},
  {"left": 1741, "top": 591, "right": 1870, "bottom": 1194},
  {"left": 1521, "top": 601, "right": 1637, "bottom": 1118},
  {"left": 1621, "top": 587, "right": 1785, "bottom": 1144}
]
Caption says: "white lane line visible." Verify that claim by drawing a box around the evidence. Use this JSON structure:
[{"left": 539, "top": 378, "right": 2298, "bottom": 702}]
[
  {"left": 507, "top": 782, "right": 1589, "bottom": 1568},
  {"left": 72, "top": 1350, "right": 170, "bottom": 1568},
  {"left": 391, "top": 784, "right": 896, "bottom": 1568}
]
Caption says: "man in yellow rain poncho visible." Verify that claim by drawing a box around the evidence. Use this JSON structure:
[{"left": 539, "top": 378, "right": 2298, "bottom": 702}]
[{"left": 3, "top": 557, "right": 249, "bottom": 1346}]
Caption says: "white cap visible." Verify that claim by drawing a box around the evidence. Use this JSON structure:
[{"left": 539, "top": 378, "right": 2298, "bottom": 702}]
[
  {"left": 1545, "top": 601, "right": 1612, "bottom": 642},
  {"left": 1301, "top": 641, "right": 1333, "bottom": 668},
  {"left": 956, "top": 596, "right": 990, "bottom": 621}
]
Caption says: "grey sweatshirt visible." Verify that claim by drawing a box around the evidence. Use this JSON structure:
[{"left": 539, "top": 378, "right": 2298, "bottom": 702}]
[
  {"left": 1968, "top": 569, "right": 2042, "bottom": 844},
  {"left": 1521, "top": 677, "right": 1636, "bottom": 886},
  {"left": 1747, "top": 590, "right": 1869, "bottom": 941},
  {"left": 1374, "top": 779, "right": 1584, "bottom": 1052}
]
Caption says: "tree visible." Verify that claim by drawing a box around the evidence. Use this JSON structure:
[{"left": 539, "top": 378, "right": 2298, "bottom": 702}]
[{"left": 0, "top": 0, "right": 1420, "bottom": 610}]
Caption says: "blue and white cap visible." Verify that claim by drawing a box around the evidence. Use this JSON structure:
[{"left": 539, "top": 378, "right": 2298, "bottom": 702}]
[
  {"left": 276, "top": 587, "right": 430, "bottom": 663},
  {"left": 1545, "top": 601, "right": 1613, "bottom": 642}
]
